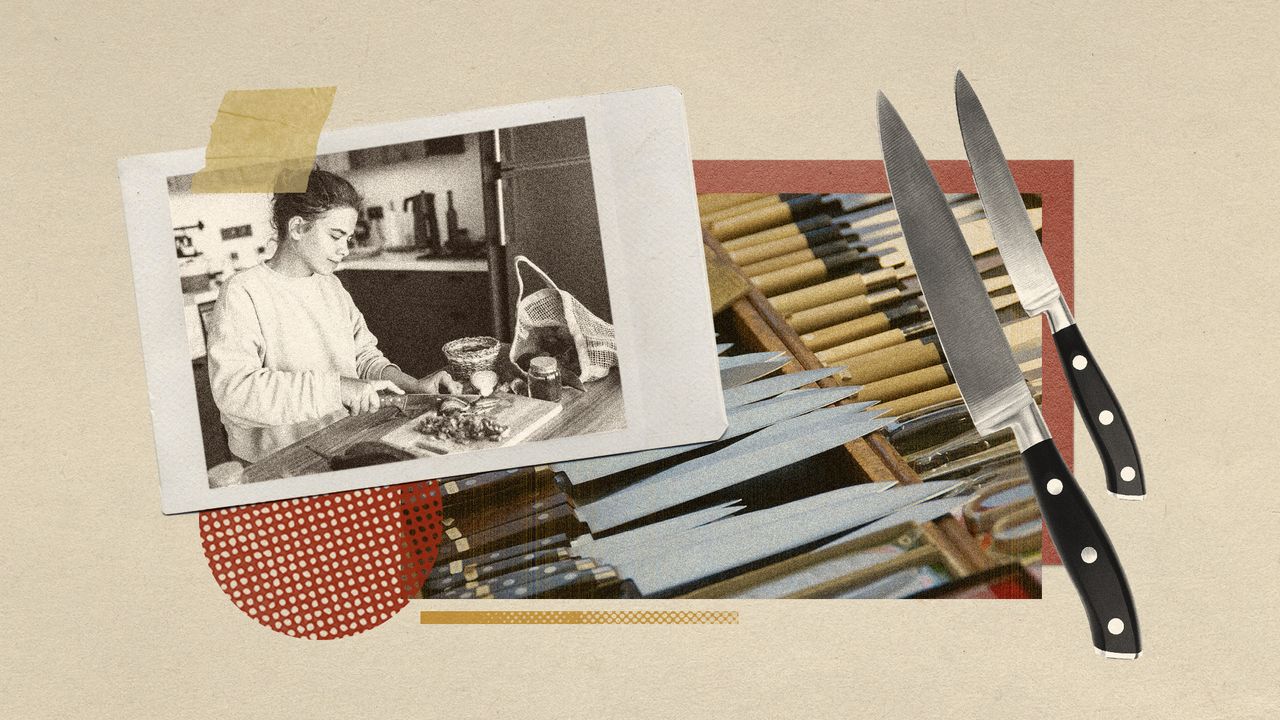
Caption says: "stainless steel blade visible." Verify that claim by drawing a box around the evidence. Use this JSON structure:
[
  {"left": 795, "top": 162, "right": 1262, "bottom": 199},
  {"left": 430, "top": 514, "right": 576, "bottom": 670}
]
[
  {"left": 722, "top": 366, "right": 851, "bottom": 409},
  {"left": 572, "top": 502, "right": 745, "bottom": 559},
  {"left": 720, "top": 357, "right": 791, "bottom": 388},
  {"left": 716, "top": 343, "right": 734, "bottom": 354},
  {"left": 878, "top": 93, "right": 1036, "bottom": 437},
  {"left": 955, "top": 71, "right": 1064, "bottom": 319},
  {"left": 555, "top": 387, "right": 865, "bottom": 485},
  {"left": 597, "top": 482, "right": 898, "bottom": 570},
  {"left": 719, "top": 351, "right": 785, "bottom": 370},
  {"left": 611, "top": 481, "right": 961, "bottom": 596},
  {"left": 818, "top": 495, "right": 972, "bottom": 550},
  {"left": 575, "top": 403, "right": 892, "bottom": 532}
]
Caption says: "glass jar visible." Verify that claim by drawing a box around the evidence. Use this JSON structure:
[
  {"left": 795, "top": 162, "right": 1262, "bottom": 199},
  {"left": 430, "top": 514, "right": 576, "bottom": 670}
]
[{"left": 527, "top": 356, "right": 562, "bottom": 402}]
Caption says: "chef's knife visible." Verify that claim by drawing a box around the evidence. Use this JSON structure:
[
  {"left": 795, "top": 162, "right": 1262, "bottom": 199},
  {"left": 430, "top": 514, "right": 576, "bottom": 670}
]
[
  {"left": 955, "top": 70, "right": 1144, "bottom": 499},
  {"left": 879, "top": 92, "right": 1139, "bottom": 658}
]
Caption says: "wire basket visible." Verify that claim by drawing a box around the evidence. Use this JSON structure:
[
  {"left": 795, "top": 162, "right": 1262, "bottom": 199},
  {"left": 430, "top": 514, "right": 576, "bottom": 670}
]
[{"left": 442, "top": 336, "right": 501, "bottom": 378}]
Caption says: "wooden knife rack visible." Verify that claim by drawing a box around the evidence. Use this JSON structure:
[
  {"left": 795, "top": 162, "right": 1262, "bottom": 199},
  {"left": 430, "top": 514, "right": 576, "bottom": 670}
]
[{"left": 705, "top": 229, "right": 1000, "bottom": 581}]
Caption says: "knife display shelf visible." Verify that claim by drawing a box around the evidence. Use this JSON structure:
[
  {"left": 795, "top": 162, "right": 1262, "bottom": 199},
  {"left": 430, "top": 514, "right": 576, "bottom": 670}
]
[
  {"left": 701, "top": 191, "right": 1045, "bottom": 588},
  {"left": 414, "top": 193, "right": 1044, "bottom": 601}
]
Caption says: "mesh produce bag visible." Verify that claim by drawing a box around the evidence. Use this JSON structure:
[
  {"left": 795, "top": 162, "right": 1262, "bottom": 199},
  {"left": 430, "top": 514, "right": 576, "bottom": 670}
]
[{"left": 509, "top": 255, "right": 617, "bottom": 383}]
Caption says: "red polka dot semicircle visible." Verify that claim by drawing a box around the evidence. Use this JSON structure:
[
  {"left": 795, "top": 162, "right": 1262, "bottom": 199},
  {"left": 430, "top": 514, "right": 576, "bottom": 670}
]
[{"left": 198, "top": 481, "right": 442, "bottom": 639}]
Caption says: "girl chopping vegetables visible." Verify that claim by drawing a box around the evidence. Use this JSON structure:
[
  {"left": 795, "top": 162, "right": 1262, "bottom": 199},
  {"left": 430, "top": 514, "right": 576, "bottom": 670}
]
[{"left": 207, "top": 168, "right": 462, "bottom": 464}]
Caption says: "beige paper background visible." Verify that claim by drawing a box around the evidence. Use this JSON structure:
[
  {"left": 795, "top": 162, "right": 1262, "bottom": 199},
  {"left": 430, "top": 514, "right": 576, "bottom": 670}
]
[{"left": 4, "top": 2, "right": 1277, "bottom": 717}]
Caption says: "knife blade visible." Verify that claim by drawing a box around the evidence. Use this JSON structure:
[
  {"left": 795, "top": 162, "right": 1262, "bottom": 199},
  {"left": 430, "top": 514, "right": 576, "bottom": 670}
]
[
  {"left": 575, "top": 403, "right": 892, "bottom": 532},
  {"left": 719, "top": 356, "right": 791, "bottom": 388},
  {"left": 597, "top": 481, "right": 898, "bottom": 567},
  {"left": 554, "top": 386, "right": 864, "bottom": 486},
  {"left": 571, "top": 502, "right": 745, "bottom": 559},
  {"left": 955, "top": 70, "right": 1145, "bottom": 499},
  {"left": 719, "top": 351, "right": 786, "bottom": 370},
  {"left": 818, "top": 496, "right": 972, "bottom": 550},
  {"left": 605, "top": 481, "right": 959, "bottom": 596},
  {"left": 721, "top": 366, "right": 848, "bottom": 408},
  {"left": 879, "top": 91, "right": 1139, "bottom": 658}
]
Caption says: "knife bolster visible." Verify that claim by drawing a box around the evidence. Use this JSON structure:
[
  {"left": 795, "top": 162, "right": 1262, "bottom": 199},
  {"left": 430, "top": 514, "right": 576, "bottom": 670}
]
[
  {"left": 1001, "top": 401, "right": 1051, "bottom": 449},
  {"left": 1042, "top": 294, "right": 1075, "bottom": 334}
]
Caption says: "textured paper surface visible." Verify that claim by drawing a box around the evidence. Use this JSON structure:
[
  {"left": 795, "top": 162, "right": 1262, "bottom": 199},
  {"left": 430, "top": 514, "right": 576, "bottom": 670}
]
[
  {"left": 191, "top": 87, "right": 336, "bottom": 193},
  {"left": 4, "top": 2, "right": 1279, "bottom": 718}
]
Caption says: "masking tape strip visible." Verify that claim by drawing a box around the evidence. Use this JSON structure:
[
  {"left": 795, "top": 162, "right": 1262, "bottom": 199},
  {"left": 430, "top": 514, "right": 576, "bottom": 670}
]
[
  {"left": 419, "top": 610, "right": 739, "bottom": 625},
  {"left": 704, "top": 246, "right": 751, "bottom": 314},
  {"left": 191, "top": 86, "right": 337, "bottom": 193}
]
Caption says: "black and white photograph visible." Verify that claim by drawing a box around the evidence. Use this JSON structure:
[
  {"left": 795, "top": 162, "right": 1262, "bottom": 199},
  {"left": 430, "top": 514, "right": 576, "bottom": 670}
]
[
  {"left": 176, "top": 118, "right": 625, "bottom": 487},
  {"left": 121, "top": 88, "right": 728, "bottom": 513}
]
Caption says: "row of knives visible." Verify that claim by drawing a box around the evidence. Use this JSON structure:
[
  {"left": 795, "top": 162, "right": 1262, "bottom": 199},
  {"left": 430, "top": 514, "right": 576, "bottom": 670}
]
[
  {"left": 421, "top": 72, "right": 1143, "bottom": 660},
  {"left": 699, "top": 72, "right": 1144, "bottom": 658},
  {"left": 421, "top": 349, "right": 1043, "bottom": 602}
]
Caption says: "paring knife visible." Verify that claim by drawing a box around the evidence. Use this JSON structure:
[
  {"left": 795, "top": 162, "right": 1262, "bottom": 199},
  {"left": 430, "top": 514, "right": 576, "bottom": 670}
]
[
  {"left": 879, "top": 92, "right": 1140, "bottom": 658},
  {"left": 955, "top": 70, "right": 1145, "bottom": 500}
]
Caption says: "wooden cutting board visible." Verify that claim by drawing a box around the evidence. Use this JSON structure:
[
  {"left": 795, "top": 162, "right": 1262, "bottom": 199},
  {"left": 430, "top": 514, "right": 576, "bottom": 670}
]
[{"left": 380, "top": 393, "right": 563, "bottom": 456}]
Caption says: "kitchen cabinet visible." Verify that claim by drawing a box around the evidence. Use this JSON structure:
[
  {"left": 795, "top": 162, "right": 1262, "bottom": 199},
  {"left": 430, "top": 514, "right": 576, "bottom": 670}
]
[{"left": 337, "top": 268, "right": 494, "bottom": 378}]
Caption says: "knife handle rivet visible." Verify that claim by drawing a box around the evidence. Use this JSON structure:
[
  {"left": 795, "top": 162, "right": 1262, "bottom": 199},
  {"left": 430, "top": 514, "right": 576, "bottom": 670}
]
[
  {"left": 1099, "top": 410, "right": 1115, "bottom": 426},
  {"left": 1120, "top": 467, "right": 1136, "bottom": 482},
  {"left": 1081, "top": 547, "right": 1098, "bottom": 564},
  {"left": 1107, "top": 618, "right": 1125, "bottom": 635},
  {"left": 1047, "top": 479, "right": 1064, "bottom": 495},
  {"left": 1072, "top": 355, "right": 1088, "bottom": 370}
]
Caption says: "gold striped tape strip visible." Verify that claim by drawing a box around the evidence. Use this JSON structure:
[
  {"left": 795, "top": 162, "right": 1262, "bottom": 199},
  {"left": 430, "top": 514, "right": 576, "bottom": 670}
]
[{"left": 420, "top": 610, "right": 739, "bottom": 625}]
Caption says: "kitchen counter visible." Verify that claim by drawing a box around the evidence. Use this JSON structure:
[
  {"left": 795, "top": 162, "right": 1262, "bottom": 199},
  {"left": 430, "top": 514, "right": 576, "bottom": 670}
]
[
  {"left": 337, "top": 253, "right": 488, "bottom": 273},
  {"left": 233, "top": 369, "right": 623, "bottom": 484}
]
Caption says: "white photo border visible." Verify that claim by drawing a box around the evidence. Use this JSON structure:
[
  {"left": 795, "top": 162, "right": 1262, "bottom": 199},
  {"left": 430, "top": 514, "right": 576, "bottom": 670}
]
[{"left": 119, "top": 86, "right": 727, "bottom": 514}]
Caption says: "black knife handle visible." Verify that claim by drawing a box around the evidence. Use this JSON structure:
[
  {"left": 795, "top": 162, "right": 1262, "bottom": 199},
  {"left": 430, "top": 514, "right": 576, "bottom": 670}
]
[
  {"left": 1052, "top": 323, "right": 1145, "bottom": 498},
  {"left": 1023, "top": 438, "right": 1140, "bottom": 657}
]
